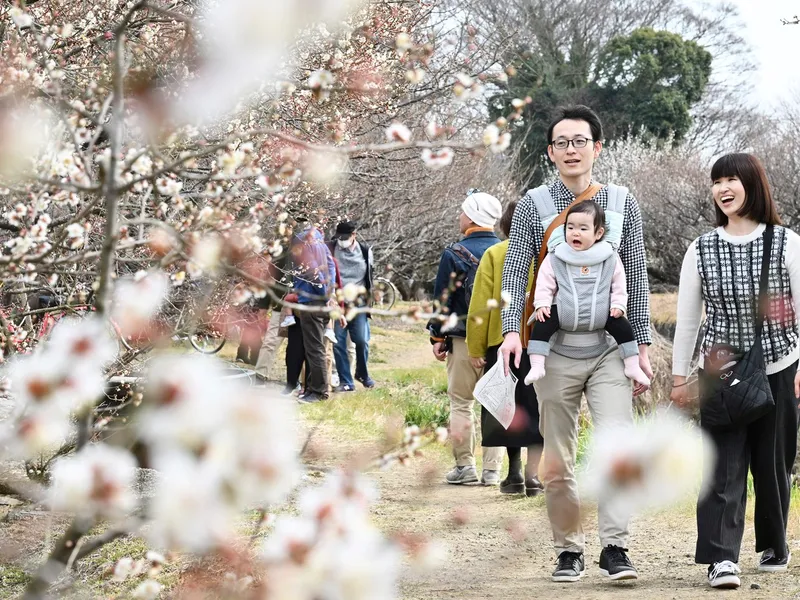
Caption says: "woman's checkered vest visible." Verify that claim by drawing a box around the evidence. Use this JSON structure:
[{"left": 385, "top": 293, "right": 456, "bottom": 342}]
[{"left": 696, "top": 226, "right": 798, "bottom": 365}]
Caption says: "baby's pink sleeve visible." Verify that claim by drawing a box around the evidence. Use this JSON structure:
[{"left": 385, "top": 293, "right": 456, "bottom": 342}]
[
  {"left": 610, "top": 255, "right": 628, "bottom": 313},
  {"left": 533, "top": 254, "right": 558, "bottom": 309}
]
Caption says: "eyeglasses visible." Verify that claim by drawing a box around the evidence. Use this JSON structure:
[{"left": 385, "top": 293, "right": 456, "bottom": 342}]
[{"left": 551, "top": 137, "right": 593, "bottom": 150}]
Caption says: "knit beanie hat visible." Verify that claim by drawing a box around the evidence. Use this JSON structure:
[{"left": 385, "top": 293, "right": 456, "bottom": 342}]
[{"left": 461, "top": 191, "right": 503, "bottom": 228}]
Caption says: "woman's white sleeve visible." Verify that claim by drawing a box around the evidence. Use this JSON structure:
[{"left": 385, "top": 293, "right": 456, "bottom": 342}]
[
  {"left": 784, "top": 230, "right": 800, "bottom": 332},
  {"left": 672, "top": 243, "right": 703, "bottom": 377}
]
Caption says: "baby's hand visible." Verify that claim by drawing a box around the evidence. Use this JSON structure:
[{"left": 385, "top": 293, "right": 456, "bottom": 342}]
[
  {"left": 609, "top": 308, "right": 623, "bottom": 319},
  {"left": 535, "top": 306, "right": 551, "bottom": 322}
]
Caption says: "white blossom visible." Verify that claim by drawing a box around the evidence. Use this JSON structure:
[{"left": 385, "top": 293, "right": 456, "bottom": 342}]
[
  {"left": 580, "top": 411, "right": 715, "bottom": 517},
  {"left": 421, "top": 148, "right": 454, "bottom": 170},
  {"left": 10, "top": 8, "right": 34, "bottom": 29},
  {"left": 111, "top": 270, "right": 169, "bottom": 337},
  {"left": 439, "top": 312, "right": 459, "bottom": 333},
  {"left": 147, "top": 450, "right": 233, "bottom": 551},
  {"left": 138, "top": 355, "right": 230, "bottom": 452},
  {"left": 132, "top": 579, "right": 163, "bottom": 600},
  {"left": 385, "top": 123, "right": 412, "bottom": 143},
  {"left": 49, "top": 444, "right": 137, "bottom": 519},
  {"left": 156, "top": 177, "right": 182, "bottom": 196},
  {"left": 47, "top": 316, "right": 118, "bottom": 368}
]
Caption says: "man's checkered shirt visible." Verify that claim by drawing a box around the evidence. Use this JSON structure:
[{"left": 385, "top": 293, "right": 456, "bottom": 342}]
[{"left": 501, "top": 180, "right": 652, "bottom": 345}]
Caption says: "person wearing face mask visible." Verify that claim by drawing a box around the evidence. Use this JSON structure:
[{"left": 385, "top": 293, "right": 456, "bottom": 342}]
[
  {"left": 328, "top": 221, "right": 376, "bottom": 391},
  {"left": 671, "top": 153, "right": 800, "bottom": 590}
]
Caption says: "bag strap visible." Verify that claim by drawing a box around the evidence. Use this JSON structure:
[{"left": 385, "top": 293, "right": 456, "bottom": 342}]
[
  {"left": 521, "top": 182, "right": 603, "bottom": 346},
  {"left": 754, "top": 225, "right": 774, "bottom": 340},
  {"left": 449, "top": 242, "right": 480, "bottom": 271}
]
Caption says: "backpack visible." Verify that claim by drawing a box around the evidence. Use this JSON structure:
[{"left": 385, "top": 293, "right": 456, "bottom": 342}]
[{"left": 448, "top": 242, "right": 480, "bottom": 308}]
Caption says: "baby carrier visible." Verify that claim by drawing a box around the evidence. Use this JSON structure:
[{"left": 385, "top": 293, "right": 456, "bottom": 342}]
[{"left": 527, "top": 184, "right": 629, "bottom": 360}]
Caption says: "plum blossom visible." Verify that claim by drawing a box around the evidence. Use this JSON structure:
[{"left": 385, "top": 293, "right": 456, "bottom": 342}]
[
  {"left": 49, "top": 443, "right": 137, "bottom": 519},
  {"left": 137, "top": 355, "right": 230, "bottom": 452},
  {"left": 111, "top": 270, "right": 169, "bottom": 337},
  {"left": 9, "top": 7, "right": 34, "bottom": 29},
  {"left": 261, "top": 471, "right": 400, "bottom": 600},
  {"left": 65, "top": 223, "right": 86, "bottom": 249},
  {"left": 308, "top": 69, "right": 336, "bottom": 100},
  {"left": 147, "top": 450, "right": 234, "bottom": 552},
  {"left": 405, "top": 68, "right": 425, "bottom": 84},
  {"left": 132, "top": 579, "right": 163, "bottom": 600},
  {"left": 395, "top": 32, "right": 412, "bottom": 53},
  {"left": 6, "top": 346, "right": 107, "bottom": 414},
  {"left": 421, "top": 148, "right": 454, "bottom": 170},
  {"left": 0, "top": 408, "right": 73, "bottom": 460},
  {"left": 580, "top": 410, "right": 715, "bottom": 517},
  {"left": 156, "top": 177, "right": 182, "bottom": 196},
  {"left": 47, "top": 316, "right": 118, "bottom": 368},
  {"left": 187, "top": 235, "right": 224, "bottom": 277},
  {"left": 385, "top": 123, "right": 412, "bottom": 143},
  {"left": 490, "top": 133, "right": 511, "bottom": 154}
]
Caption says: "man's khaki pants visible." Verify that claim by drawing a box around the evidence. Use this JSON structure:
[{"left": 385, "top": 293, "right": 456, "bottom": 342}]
[
  {"left": 533, "top": 346, "right": 633, "bottom": 555},
  {"left": 254, "top": 311, "right": 284, "bottom": 380},
  {"left": 447, "top": 337, "right": 504, "bottom": 470}
]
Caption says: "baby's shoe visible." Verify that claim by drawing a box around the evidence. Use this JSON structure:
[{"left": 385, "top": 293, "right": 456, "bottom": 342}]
[
  {"left": 623, "top": 355, "right": 651, "bottom": 388},
  {"left": 524, "top": 355, "right": 547, "bottom": 385}
]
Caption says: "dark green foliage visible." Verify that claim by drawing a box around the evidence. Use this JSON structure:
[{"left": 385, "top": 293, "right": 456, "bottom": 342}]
[{"left": 492, "top": 28, "right": 712, "bottom": 188}]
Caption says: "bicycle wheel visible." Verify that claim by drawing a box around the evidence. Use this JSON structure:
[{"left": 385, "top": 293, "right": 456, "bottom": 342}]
[
  {"left": 189, "top": 327, "right": 226, "bottom": 354},
  {"left": 372, "top": 277, "right": 397, "bottom": 311}
]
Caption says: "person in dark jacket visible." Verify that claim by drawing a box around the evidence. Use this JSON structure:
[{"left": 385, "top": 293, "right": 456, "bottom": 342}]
[
  {"left": 327, "top": 221, "right": 375, "bottom": 392},
  {"left": 428, "top": 190, "right": 505, "bottom": 486},
  {"left": 289, "top": 220, "right": 337, "bottom": 403}
]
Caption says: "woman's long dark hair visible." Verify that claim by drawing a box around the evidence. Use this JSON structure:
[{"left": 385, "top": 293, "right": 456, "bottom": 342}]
[{"left": 710, "top": 153, "right": 781, "bottom": 227}]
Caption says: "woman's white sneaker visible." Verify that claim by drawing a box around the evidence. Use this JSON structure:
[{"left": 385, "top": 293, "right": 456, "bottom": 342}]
[{"left": 708, "top": 561, "right": 741, "bottom": 589}]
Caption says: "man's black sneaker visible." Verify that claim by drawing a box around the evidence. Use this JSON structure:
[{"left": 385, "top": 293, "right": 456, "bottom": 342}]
[
  {"left": 297, "top": 392, "right": 328, "bottom": 404},
  {"left": 552, "top": 551, "right": 585, "bottom": 583},
  {"left": 759, "top": 547, "right": 791, "bottom": 572},
  {"left": 599, "top": 545, "right": 638, "bottom": 580},
  {"left": 708, "top": 561, "right": 741, "bottom": 588}
]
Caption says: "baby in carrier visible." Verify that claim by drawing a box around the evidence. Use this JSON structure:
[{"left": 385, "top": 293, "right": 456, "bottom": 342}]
[{"left": 524, "top": 200, "right": 650, "bottom": 387}]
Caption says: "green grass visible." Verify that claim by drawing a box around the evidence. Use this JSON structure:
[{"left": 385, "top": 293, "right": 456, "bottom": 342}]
[{"left": 0, "top": 564, "right": 31, "bottom": 597}]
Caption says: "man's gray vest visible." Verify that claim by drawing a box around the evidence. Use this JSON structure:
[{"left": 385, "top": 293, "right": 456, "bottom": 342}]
[{"left": 527, "top": 184, "right": 628, "bottom": 360}]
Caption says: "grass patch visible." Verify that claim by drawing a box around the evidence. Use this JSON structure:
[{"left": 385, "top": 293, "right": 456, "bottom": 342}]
[
  {"left": 65, "top": 534, "right": 181, "bottom": 599},
  {"left": 0, "top": 564, "right": 31, "bottom": 596}
]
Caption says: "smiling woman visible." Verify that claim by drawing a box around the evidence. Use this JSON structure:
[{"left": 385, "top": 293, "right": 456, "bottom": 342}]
[
  {"left": 671, "top": 152, "right": 800, "bottom": 589},
  {"left": 710, "top": 153, "right": 782, "bottom": 229}
]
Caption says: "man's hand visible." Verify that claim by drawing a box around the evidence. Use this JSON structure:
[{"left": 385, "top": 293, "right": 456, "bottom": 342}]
[
  {"left": 633, "top": 344, "right": 653, "bottom": 397},
  {"left": 500, "top": 332, "right": 522, "bottom": 376},
  {"left": 338, "top": 315, "right": 347, "bottom": 328},
  {"left": 609, "top": 308, "right": 623, "bottom": 319},
  {"left": 470, "top": 356, "right": 486, "bottom": 369},
  {"left": 432, "top": 341, "right": 447, "bottom": 362},
  {"left": 535, "top": 306, "right": 551, "bottom": 322}
]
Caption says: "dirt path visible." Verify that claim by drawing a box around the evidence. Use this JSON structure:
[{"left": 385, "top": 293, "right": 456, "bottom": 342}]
[
  {"left": 319, "top": 320, "right": 800, "bottom": 600},
  {"left": 361, "top": 452, "right": 800, "bottom": 600}
]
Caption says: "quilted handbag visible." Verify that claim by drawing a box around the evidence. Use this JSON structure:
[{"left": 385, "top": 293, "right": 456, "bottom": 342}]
[{"left": 699, "top": 225, "right": 775, "bottom": 430}]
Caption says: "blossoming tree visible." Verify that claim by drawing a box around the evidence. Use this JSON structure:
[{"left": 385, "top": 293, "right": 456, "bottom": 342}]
[{"left": 0, "top": 0, "right": 523, "bottom": 597}]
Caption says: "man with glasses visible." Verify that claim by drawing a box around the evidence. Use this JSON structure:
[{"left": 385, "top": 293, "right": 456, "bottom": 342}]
[{"left": 500, "top": 105, "right": 653, "bottom": 583}]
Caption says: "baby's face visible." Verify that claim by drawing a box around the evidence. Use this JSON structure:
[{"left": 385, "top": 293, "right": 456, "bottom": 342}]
[{"left": 565, "top": 212, "right": 604, "bottom": 251}]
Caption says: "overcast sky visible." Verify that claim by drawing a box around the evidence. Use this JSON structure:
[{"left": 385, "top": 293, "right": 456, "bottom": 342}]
[{"left": 725, "top": 0, "right": 800, "bottom": 110}]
